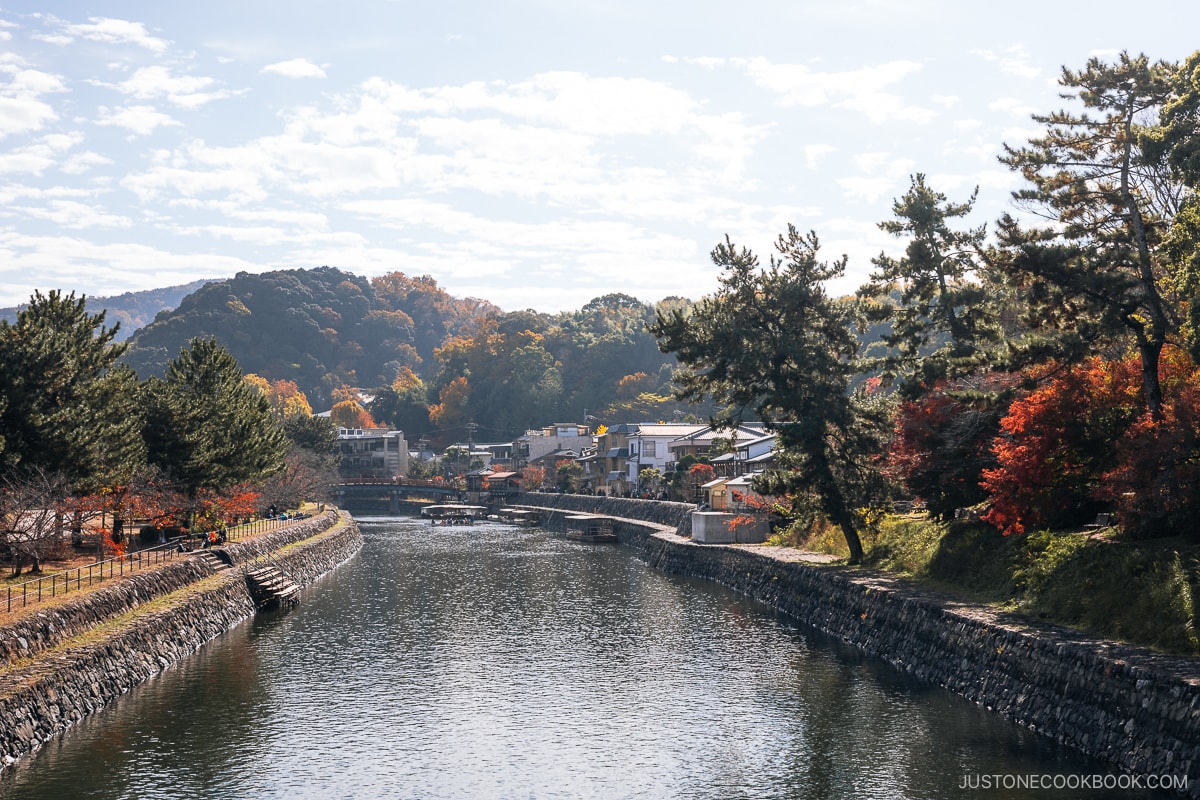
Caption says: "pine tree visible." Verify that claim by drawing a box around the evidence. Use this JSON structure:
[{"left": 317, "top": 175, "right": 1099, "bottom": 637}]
[
  {"left": 651, "top": 228, "right": 890, "bottom": 563},
  {"left": 996, "top": 52, "right": 1182, "bottom": 419},
  {"left": 142, "top": 338, "right": 288, "bottom": 509},
  {"left": 858, "top": 174, "right": 1000, "bottom": 398},
  {"left": 1146, "top": 50, "right": 1200, "bottom": 362},
  {"left": 0, "top": 290, "right": 132, "bottom": 486}
]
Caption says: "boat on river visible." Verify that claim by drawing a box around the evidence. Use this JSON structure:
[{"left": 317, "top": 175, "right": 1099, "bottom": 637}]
[
  {"left": 563, "top": 514, "right": 617, "bottom": 543},
  {"left": 421, "top": 504, "right": 488, "bottom": 525},
  {"left": 490, "top": 508, "right": 541, "bottom": 527}
]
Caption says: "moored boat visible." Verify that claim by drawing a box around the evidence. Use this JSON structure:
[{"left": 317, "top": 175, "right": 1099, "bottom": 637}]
[
  {"left": 421, "top": 504, "right": 488, "bottom": 525},
  {"left": 491, "top": 508, "right": 541, "bottom": 527},
  {"left": 563, "top": 514, "right": 617, "bottom": 543}
]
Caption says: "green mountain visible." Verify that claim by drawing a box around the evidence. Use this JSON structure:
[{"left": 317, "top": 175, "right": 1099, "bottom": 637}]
[
  {"left": 1, "top": 280, "right": 211, "bottom": 341},
  {"left": 122, "top": 267, "right": 496, "bottom": 410}
]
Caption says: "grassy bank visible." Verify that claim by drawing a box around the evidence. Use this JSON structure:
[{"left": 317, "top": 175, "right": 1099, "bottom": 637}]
[{"left": 776, "top": 516, "right": 1200, "bottom": 655}]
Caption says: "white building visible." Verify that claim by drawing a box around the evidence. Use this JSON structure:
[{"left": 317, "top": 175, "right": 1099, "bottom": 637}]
[
  {"left": 513, "top": 423, "right": 594, "bottom": 469},
  {"left": 337, "top": 427, "right": 409, "bottom": 479},
  {"left": 626, "top": 423, "right": 708, "bottom": 495}
]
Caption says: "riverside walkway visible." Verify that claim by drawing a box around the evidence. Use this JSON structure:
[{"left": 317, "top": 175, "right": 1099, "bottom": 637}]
[{"left": 0, "top": 512, "right": 308, "bottom": 625}]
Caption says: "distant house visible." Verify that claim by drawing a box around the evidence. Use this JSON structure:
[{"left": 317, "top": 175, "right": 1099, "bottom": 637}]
[
  {"left": 668, "top": 423, "right": 767, "bottom": 466},
  {"left": 709, "top": 432, "right": 778, "bottom": 477},
  {"left": 576, "top": 423, "right": 623, "bottom": 495},
  {"left": 629, "top": 423, "right": 708, "bottom": 493},
  {"left": 513, "top": 423, "right": 593, "bottom": 470},
  {"left": 465, "top": 469, "right": 522, "bottom": 502},
  {"left": 337, "top": 427, "right": 409, "bottom": 480}
]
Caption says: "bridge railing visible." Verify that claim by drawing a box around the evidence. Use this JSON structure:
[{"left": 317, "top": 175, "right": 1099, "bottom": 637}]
[{"left": 335, "top": 478, "right": 461, "bottom": 488}]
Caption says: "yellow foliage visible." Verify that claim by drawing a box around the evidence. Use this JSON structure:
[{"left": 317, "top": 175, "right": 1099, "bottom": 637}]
[{"left": 331, "top": 399, "right": 374, "bottom": 429}]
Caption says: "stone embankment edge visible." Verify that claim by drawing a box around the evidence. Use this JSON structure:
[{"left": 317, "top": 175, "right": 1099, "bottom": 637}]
[
  {"left": 516, "top": 493, "right": 1200, "bottom": 797},
  {"left": 0, "top": 510, "right": 362, "bottom": 769},
  {"left": 0, "top": 512, "right": 342, "bottom": 668}
]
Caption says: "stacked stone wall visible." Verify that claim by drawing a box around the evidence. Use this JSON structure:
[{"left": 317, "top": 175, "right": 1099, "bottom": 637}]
[
  {"left": 520, "top": 495, "right": 1200, "bottom": 796},
  {"left": 0, "top": 512, "right": 361, "bottom": 768},
  {"left": 514, "top": 492, "right": 693, "bottom": 536},
  {"left": 0, "top": 512, "right": 340, "bottom": 669}
]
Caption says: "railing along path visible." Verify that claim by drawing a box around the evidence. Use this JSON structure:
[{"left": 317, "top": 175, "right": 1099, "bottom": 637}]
[{"left": 3, "top": 515, "right": 296, "bottom": 614}]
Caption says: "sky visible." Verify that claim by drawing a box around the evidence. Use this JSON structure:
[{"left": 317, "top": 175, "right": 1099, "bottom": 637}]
[{"left": 0, "top": 1, "right": 1197, "bottom": 314}]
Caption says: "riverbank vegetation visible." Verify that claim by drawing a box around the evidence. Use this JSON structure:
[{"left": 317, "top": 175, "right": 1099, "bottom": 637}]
[
  {"left": 652, "top": 51, "right": 1200, "bottom": 652},
  {"left": 779, "top": 516, "right": 1200, "bottom": 654},
  {"left": 0, "top": 292, "right": 338, "bottom": 575}
]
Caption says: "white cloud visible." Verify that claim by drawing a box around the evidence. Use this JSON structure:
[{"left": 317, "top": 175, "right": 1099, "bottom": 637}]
[
  {"left": 0, "top": 67, "right": 66, "bottom": 139},
  {"left": 60, "top": 17, "right": 170, "bottom": 54},
  {"left": 837, "top": 152, "right": 916, "bottom": 203},
  {"left": 61, "top": 151, "right": 115, "bottom": 175},
  {"left": 262, "top": 58, "right": 327, "bottom": 79},
  {"left": 989, "top": 97, "right": 1038, "bottom": 118},
  {"left": 0, "top": 132, "right": 80, "bottom": 175},
  {"left": 0, "top": 231, "right": 257, "bottom": 304},
  {"left": 114, "top": 70, "right": 771, "bottom": 227},
  {"left": 973, "top": 46, "right": 1041, "bottom": 80},
  {"left": 113, "top": 66, "right": 235, "bottom": 108},
  {"left": 727, "top": 57, "right": 934, "bottom": 124},
  {"left": 16, "top": 199, "right": 132, "bottom": 229},
  {"left": 95, "top": 104, "right": 180, "bottom": 135},
  {"left": 672, "top": 56, "right": 726, "bottom": 70},
  {"left": 0, "top": 183, "right": 94, "bottom": 205},
  {"left": 804, "top": 144, "right": 837, "bottom": 169}
]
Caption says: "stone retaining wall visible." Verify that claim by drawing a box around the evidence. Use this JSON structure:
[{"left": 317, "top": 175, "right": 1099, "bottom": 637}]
[
  {"left": 0, "top": 512, "right": 341, "bottom": 669},
  {"left": 515, "top": 492, "right": 694, "bottom": 536},
  {"left": 0, "top": 512, "right": 362, "bottom": 769},
  {"left": 521, "top": 495, "right": 1200, "bottom": 797}
]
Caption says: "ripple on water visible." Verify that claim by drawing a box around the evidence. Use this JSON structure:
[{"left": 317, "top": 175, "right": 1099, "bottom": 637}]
[{"left": 0, "top": 519, "right": 1170, "bottom": 800}]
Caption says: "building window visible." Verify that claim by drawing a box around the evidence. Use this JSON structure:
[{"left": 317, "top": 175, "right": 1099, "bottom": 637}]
[{"left": 643, "top": 441, "right": 656, "bottom": 458}]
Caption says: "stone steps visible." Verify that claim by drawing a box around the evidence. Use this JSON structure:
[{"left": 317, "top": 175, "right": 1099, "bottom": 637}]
[
  {"left": 244, "top": 565, "right": 300, "bottom": 610},
  {"left": 192, "top": 550, "right": 231, "bottom": 572}
]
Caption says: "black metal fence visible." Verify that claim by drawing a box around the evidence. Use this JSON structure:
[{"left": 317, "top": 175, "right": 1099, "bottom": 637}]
[{"left": 3, "top": 514, "right": 297, "bottom": 614}]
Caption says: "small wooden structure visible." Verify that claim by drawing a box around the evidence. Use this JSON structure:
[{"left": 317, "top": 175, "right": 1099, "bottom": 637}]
[
  {"left": 421, "top": 504, "right": 488, "bottom": 525},
  {"left": 563, "top": 514, "right": 617, "bottom": 543}
]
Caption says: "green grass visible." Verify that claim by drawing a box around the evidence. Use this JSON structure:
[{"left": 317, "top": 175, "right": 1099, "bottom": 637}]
[{"left": 779, "top": 515, "right": 1200, "bottom": 655}]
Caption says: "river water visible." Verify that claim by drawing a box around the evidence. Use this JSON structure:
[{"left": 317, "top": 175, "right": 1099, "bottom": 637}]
[{"left": 0, "top": 518, "right": 1169, "bottom": 799}]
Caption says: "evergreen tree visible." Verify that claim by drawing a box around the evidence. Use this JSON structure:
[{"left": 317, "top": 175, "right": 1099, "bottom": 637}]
[
  {"left": 1147, "top": 50, "right": 1200, "bottom": 362},
  {"left": 996, "top": 52, "right": 1182, "bottom": 419},
  {"left": 858, "top": 174, "right": 999, "bottom": 398},
  {"left": 282, "top": 412, "right": 339, "bottom": 455},
  {"left": 650, "top": 228, "right": 890, "bottom": 563},
  {"left": 0, "top": 291, "right": 134, "bottom": 486},
  {"left": 142, "top": 338, "right": 288, "bottom": 510}
]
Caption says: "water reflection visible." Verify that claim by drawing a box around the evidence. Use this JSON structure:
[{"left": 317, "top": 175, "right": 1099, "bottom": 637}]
[{"left": 0, "top": 519, "right": 1167, "bottom": 799}]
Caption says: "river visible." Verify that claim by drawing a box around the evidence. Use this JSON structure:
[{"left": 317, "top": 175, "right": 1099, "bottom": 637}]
[{"left": 0, "top": 518, "right": 1168, "bottom": 799}]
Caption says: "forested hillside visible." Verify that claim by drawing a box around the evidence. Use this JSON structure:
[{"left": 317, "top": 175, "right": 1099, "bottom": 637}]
[
  {"left": 122, "top": 268, "right": 494, "bottom": 412},
  {"left": 120, "top": 268, "right": 699, "bottom": 442}
]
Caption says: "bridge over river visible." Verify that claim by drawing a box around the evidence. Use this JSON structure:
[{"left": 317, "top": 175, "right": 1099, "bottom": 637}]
[{"left": 331, "top": 479, "right": 463, "bottom": 515}]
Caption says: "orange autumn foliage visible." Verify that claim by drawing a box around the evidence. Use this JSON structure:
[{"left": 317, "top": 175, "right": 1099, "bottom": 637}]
[{"left": 981, "top": 351, "right": 1200, "bottom": 537}]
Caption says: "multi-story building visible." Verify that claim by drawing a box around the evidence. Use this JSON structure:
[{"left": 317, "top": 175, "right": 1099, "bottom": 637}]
[
  {"left": 512, "top": 423, "right": 594, "bottom": 470},
  {"left": 667, "top": 423, "right": 767, "bottom": 467},
  {"left": 337, "top": 427, "right": 409, "bottom": 480},
  {"left": 581, "top": 422, "right": 710, "bottom": 496},
  {"left": 708, "top": 432, "right": 778, "bottom": 477}
]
